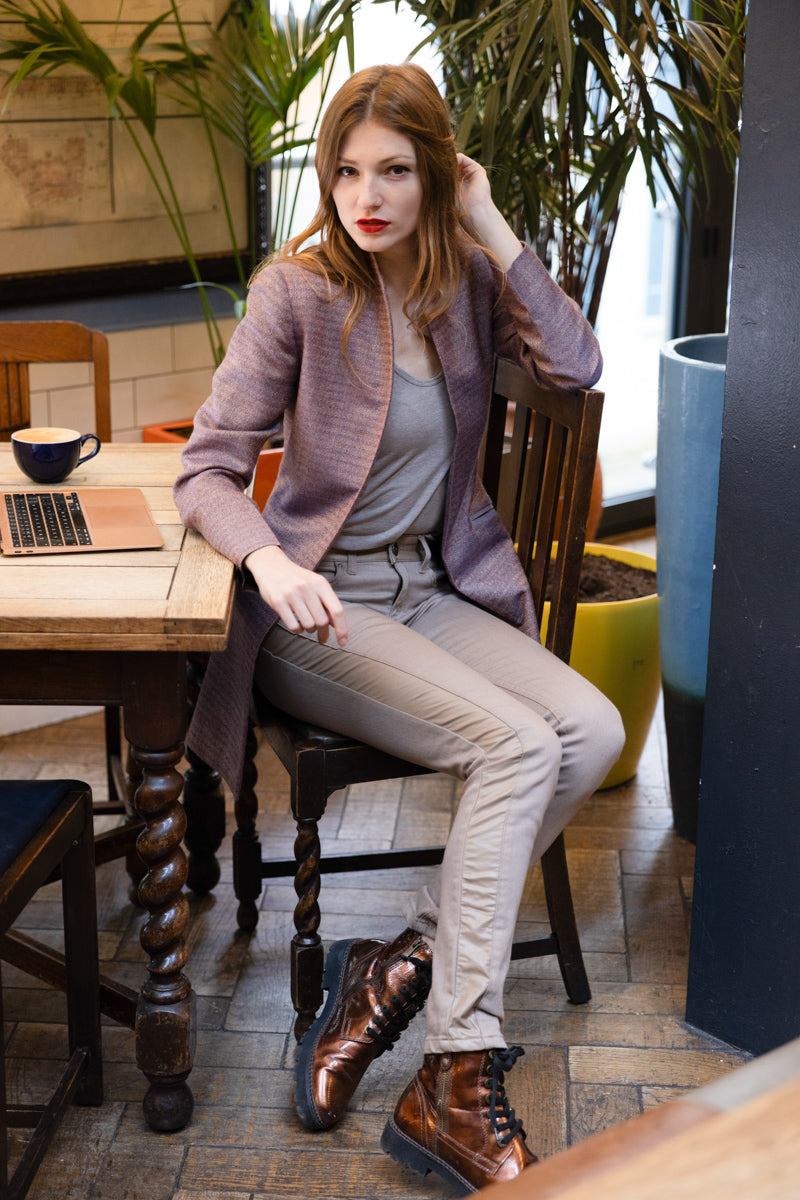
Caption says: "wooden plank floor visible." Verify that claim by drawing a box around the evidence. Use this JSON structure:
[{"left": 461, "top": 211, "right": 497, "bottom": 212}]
[{"left": 1, "top": 600, "right": 750, "bottom": 1197}]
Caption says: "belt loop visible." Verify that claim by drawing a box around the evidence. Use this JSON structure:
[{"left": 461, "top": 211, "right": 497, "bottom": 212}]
[
  {"left": 418, "top": 534, "right": 432, "bottom": 573},
  {"left": 345, "top": 551, "right": 357, "bottom": 575},
  {"left": 388, "top": 541, "right": 399, "bottom": 564}
]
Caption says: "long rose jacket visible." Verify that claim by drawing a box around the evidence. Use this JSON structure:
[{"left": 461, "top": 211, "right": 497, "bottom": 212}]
[{"left": 174, "top": 239, "right": 602, "bottom": 793}]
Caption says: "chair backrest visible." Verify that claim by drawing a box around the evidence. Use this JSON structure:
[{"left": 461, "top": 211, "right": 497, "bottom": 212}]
[
  {"left": 0, "top": 320, "right": 112, "bottom": 443},
  {"left": 482, "top": 357, "right": 604, "bottom": 664}
]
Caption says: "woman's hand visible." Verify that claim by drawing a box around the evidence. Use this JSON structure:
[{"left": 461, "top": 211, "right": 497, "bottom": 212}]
[
  {"left": 457, "top": 152, "right": 494, "bottom": 214},
  {"left": 457, "top": 152, "right": 523, "bottom": 271},
  {"left": 244, "top": 544, "right": 349, "bottom": 647}
]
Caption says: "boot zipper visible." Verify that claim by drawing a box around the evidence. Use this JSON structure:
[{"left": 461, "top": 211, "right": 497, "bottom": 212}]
[{"left": 436, "top": 1053, "right": 452, "bottom": 1135}]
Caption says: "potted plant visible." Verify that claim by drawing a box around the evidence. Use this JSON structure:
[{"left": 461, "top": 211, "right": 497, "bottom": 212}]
[
  {"left": 397, "top": 0, "right": 744, "bottom": 800},
  {"left": 542, "top": 542, "right": 659, "bottom": 789},
  {"left": 396, "top": 0, "right": 744, "bottom": 322}
]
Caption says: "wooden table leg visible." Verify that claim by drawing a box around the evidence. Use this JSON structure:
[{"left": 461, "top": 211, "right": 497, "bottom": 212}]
[{"left": 123, "top": 653, "right": 196, "bottom": 1133}]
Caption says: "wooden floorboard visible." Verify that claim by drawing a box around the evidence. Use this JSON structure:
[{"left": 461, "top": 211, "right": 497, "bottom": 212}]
[{"left": 1, "top": 610, "right": 752, "bottom": 1197}]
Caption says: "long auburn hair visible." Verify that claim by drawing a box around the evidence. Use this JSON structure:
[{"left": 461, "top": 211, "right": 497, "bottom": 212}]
[{"left": 265, "top": 64, "right": 479, "bottom": 348}]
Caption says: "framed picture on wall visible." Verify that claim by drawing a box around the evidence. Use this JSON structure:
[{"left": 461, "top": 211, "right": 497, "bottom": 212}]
[{"left": 0, "top": 69, "right": 249, "bottom": 304}]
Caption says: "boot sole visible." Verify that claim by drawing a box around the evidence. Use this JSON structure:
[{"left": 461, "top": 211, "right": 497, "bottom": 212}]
[
  {"left": 381, "top": 1115, "right": 476, "bottom": 1196},
  {"left": 294, "top": 938, "right": 359, "bottom": 1131}
]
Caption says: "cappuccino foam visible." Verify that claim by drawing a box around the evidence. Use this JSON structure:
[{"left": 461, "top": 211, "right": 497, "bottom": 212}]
[{"left": 13, "top": 427, "right": 80, "bottom": 444}]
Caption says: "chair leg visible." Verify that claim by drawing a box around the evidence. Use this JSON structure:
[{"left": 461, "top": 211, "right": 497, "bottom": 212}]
[
  {"left": 102, "top": 704, "right": 124, "bottom": 812},
  {"left": 1, "top": 975, "right": 8, "bottom": 1197},
  {"left": 61, "top": 793, "right": 103, "bottom": 1106},
  {"left": 541, "top": 833, "right": 591, "bottom": 1005},
  {"left": 233, "top": 720, "right": 263, "bottom": 932},
  {"left": 183, "top": 656, "right": 225, "bottom": 896},
  {"left": 291, "top": 815, "right": 324, "bottom": 1043},
  {"left": 183, "top": 746, "right": 226, "bottom": 897},
  {"left": 122, "top": 747, "right": 147, "bottom": 905}
]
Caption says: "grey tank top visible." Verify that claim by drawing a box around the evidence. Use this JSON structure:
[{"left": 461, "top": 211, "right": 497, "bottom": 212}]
[{"left": 332, "top": 364, "right": 456, "bottom": 551}]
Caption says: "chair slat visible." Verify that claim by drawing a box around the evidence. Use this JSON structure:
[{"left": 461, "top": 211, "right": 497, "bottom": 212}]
[{"left": 0, "top": 363, "right": 30, "bottom": 439}]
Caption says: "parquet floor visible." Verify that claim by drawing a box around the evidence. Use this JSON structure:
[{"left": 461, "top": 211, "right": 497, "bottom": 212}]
[{"left": 1, "top": 577, "right": 750, "bottom": 1198}]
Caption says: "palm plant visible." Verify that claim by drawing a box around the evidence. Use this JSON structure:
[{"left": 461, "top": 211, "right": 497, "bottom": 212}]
[
  {"left": 171, "top": 0, "right": 356, "bottom": 261},
  {"left": 0, "top": 0, "right": 233, "bottom": 356},
  {"left": 395, "top": 0, "right": 745, "bottom": 325},
  {"left": 0, "top": 0, "right": 357, "bottom": 363}
]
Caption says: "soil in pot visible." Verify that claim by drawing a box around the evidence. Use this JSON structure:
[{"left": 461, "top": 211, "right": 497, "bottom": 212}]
[
  {"left": 575, "top": 553, "right": 656, "bottom": 603},
  {"left": 546, "top": 553, "right": 657, "bottom": 603}
]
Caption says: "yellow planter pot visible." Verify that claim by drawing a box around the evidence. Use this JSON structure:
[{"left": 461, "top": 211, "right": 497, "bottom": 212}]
[{"left": 542, "top": 542, "right": 660, "bottom": 789}]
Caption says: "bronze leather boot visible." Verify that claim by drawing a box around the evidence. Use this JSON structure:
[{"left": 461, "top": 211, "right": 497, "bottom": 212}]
[
  {"left": 381, "top": 1046, "right": 537, "bottom": 1195},
  {"left": 294, "top": 928, "right": 432, "bottom": 1131}
]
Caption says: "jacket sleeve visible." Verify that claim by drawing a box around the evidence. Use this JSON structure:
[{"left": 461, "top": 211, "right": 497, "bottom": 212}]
[
  {"left": 492, "top": 245, "right": 603, "bottom": 391},
  {"left": 173, "top": 265, "right": 300, "bottom": 567}
]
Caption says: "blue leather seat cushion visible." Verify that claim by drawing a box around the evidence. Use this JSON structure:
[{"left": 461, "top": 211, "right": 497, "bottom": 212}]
[{"left": 0, "top": 780, "right": 73, "bottom": 876}]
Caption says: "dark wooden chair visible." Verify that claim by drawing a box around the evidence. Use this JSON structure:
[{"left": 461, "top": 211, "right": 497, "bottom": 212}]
[
  {"left": 231, "top": 357, "right": 604, "bottom": 1041},
  {"left": 0, "top": 780, "right": 102, "bottom": 1200},
  {"left": 0, "top": 320, "right": 138, "bottom": 864}
]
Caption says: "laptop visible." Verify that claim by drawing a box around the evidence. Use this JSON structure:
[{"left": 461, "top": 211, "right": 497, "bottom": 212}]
[{"left": 0, "top": 487, "right": 164, "bottom": 556}]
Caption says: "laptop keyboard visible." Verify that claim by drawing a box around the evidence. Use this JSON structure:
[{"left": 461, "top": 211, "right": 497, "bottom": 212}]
[{"left": 4, "top": 491, "right": 92, "bottom": 549}]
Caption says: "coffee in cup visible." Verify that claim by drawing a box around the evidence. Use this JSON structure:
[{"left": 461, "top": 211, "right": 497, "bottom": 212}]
[{"left": 11, "top": 427, "right": 102, "bottom": 484}]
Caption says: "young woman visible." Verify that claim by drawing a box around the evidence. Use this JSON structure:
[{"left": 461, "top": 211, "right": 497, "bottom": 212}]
[{"left": 175, "top": 63, "right": 624, "bottom": 1194}]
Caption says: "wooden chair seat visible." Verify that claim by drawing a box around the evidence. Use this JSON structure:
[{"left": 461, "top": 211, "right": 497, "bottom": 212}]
[
  {"left": 0, "top": 779, "right": 102, "bottom": 1200},
  {"left": 224, "top": 357, "right": 604, "bottom": 1041}
]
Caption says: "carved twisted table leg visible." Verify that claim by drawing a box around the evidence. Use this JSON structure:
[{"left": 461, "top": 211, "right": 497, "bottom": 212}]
[{"left": 131, "top": 740, "right": 195, "bottom": 1132}]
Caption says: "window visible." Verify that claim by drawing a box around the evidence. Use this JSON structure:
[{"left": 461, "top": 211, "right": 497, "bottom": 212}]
[{"left": 595, "top": 162, "right": 678, "bottom": 505}]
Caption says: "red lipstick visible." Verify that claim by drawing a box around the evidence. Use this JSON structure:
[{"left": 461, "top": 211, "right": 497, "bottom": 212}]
[{"left": 357, "top": 219, "right": 388, "bottom": 232}]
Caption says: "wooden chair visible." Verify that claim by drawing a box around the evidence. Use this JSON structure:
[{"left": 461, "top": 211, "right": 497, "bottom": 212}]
[
  {"left": 0, "top": 320, "right": 112, "bottom": 444},
  {"left": 0, "top": 780, "right": 102, "bottom": 1200},
  {"left": 231, "top": 357, "right": 604, "bottom": 1042},
  {"left": 0, "top": 321, "right": 133, "bottom": 857}
]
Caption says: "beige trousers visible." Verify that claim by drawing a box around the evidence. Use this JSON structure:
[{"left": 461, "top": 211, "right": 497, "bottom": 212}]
[{"left": 256, "top": 535, "right": 624, "bottom": 1053}]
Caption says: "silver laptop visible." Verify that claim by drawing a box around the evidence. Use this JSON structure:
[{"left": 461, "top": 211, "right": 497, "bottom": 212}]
[{"left": 0, "top": 487, "right": 164, "bottom": 556}]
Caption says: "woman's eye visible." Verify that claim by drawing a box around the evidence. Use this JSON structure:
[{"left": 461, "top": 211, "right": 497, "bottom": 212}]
[
  {"left": 337, "top": 165, "right": 356, "bottom": 177},
  {"left": 387, "top": 165, "right": 410, "bottom": 176}
]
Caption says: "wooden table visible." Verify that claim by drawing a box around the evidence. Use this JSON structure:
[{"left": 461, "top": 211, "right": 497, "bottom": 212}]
[
  {"left": 476, "top": 1040, "right": 800, "bottom": 1200},
  {"left": 481, "top": 1075, "right": 800, "bottom": 1200},
  {"left": 0, "top": 443, "right": 234, "bottom": 1132}
]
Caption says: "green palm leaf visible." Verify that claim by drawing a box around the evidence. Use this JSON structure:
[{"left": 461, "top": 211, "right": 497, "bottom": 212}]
[{"left": 393, "top": 0, "right": 744, "bottom": 318}]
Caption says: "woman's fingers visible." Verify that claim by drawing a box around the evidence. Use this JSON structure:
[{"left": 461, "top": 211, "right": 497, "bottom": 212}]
[
  {"left": 457, "top": 152, "right": 492, "bottom": 209},
  {"left": 243, "top": 545, "right": 348, "bottom": 646},
  {"left": 282, "top": 579, "right": 348, "bottom": 646}
]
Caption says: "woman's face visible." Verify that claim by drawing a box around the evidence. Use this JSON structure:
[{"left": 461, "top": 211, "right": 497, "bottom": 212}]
[{"left": 330, "top": 120, "right": 423, "bottom": 265}]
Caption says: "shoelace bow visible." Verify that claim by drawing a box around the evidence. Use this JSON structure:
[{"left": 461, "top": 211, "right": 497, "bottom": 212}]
[
  {"left": 366, "top": 953, "right": 432, "bottom": 1053},
  {"left": 485, "top": 1045, "right": 526, "bottom": 1145}
]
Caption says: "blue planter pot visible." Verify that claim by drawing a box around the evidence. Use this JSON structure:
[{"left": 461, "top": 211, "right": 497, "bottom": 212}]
[{"left": 656, "top": 333, "right": 727, "bottom": 842}]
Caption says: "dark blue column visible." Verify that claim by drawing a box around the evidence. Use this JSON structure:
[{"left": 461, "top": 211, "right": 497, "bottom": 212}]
[{"left": 685, "top": 0, "right": 800, "bottom": 1053}]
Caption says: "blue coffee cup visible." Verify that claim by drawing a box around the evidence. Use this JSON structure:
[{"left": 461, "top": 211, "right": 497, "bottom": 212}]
[{"left": 11, "top": 427, "right": 101, "bottom": 484}]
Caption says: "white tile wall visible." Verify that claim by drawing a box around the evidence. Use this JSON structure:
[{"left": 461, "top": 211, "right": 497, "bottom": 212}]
[
  {"left": 48, "top": 383, "right": 99, "bottom": 433},
  {"left": 108, "top": 326, "right": 174, "bottom": 382},
  {"left": 27, "top": 318, "right": 231, "bottom": 441}
]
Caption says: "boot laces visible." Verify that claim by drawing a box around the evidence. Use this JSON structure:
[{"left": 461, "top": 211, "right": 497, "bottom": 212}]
[
  {"left": 366, "top": 953, "right": 432, "bottom": 1053},
  {"left": 485, "top": 1046, "right": 526, "bottom": 1146}
]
